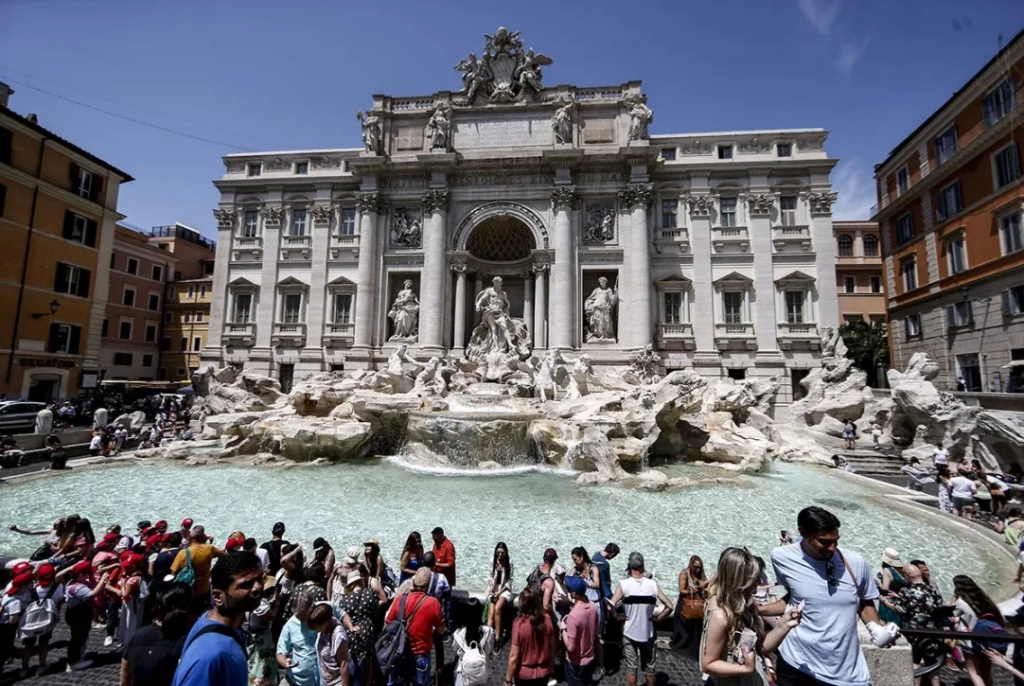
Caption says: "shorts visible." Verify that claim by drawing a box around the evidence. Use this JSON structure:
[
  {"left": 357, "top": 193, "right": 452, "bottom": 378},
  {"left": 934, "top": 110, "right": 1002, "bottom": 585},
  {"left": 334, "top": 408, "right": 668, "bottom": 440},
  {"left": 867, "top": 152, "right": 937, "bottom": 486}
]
[
  {"left": 952, "top": 496, "right": 975, "bottom": 511},
  {"left": 621, "top": 637, "right": 657, "bottom": 677},
  {"left": 20, "top": 632, "right": 52, "bottom": 647}
]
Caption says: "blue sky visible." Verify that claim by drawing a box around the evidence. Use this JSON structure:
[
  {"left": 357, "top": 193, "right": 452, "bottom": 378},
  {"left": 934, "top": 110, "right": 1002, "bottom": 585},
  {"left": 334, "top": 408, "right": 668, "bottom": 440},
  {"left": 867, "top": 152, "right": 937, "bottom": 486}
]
[{"left": 1, "top": 0, "right": 1021, "bottom": 235}]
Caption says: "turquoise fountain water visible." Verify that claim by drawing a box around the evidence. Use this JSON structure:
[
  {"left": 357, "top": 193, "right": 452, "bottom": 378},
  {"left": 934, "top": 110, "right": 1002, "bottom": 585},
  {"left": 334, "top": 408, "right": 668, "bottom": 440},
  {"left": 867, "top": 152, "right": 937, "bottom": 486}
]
[{"left": 0, "top": 460, "right": 1009, "bottom": 598}]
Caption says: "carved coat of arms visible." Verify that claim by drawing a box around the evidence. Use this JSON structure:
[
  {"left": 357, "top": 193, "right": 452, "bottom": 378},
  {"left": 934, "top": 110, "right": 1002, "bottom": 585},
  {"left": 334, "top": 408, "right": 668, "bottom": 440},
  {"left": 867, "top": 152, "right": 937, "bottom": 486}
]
[{"left": 454, "top": 26, "right": 552, "bottom": 104}]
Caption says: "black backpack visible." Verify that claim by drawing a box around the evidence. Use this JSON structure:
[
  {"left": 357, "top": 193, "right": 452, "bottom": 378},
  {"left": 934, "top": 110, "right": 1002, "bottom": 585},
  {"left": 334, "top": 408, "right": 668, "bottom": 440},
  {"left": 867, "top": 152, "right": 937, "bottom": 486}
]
[{"left": 375, "top": 594, "right": 428, "bottom": 679}]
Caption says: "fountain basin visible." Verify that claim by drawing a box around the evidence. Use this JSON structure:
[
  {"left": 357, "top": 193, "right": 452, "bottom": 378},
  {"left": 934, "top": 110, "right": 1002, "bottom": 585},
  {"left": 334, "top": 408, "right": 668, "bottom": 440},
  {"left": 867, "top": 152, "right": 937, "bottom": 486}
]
[{"left": 404, "top": 410, "right": 542, "bottom": 466}]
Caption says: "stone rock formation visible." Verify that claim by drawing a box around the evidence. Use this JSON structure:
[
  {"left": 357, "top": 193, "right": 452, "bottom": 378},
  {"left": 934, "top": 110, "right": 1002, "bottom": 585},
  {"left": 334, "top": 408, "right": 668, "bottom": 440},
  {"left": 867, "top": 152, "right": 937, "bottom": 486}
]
[{"left": 190, "top": 365, "right": 285, "bottom": 416}]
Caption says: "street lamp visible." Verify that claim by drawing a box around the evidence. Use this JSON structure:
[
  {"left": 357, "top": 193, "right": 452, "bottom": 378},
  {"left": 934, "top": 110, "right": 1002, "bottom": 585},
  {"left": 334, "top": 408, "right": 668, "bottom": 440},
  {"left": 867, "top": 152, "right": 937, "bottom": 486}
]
[{"left": 31, "top": 299, "right": 61, "bottom": 319}]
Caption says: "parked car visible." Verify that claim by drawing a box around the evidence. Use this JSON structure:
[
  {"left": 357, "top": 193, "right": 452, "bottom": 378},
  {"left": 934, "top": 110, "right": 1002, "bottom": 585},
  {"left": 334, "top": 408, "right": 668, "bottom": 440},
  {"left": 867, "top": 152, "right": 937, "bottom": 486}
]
[{"left": 0, "top": 401, "right": 48, "bottom": 434}]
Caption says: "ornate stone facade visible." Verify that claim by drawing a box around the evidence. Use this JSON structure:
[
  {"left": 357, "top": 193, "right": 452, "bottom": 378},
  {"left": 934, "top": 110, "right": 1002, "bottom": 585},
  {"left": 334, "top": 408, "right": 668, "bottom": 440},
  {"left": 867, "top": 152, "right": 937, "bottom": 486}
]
[{"left": 203, "top": 26, "right": 839, "bottom": 411}]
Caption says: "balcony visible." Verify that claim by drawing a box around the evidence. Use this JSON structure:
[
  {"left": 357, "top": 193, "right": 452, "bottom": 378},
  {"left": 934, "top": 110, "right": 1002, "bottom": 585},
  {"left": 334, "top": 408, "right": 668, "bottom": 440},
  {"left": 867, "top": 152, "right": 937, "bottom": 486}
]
[
  {"left": 778, "top": 321, "right": 820, "bottom": 350},
  {"left": 329, "top": 233, "right": 360, "bottom": 262},
  {"left": 714, "top": 322, "right": 757, "bottom": 350},
  {"left": 771, "top": 225, "right": 812, "bottom": 253},
  {"left": 223, "top": 322, "right": 255, "bottom": 347},
  {"left": 282, "top": 235, "right": 310, "bottom": 247},
  {"left": 654, "top": 227, "right": 690, "bottom": 255},
  {"left": 323, "top": 322, "right": 355, "bottom": 348},
  {"left": 712, "top": 226, "right": 749, "bottom": 253},
  {"left": 655, "top": 322, "right": 695, "bottom": 349},
  {"left": 281, "top": 235, "right": 312, "bottom": 262},
  {"left": 232, "top": 235, "right": 263, "bottom": 263},
  {"left": 271, "top": 322, "right": 307, "bottom": 347}
]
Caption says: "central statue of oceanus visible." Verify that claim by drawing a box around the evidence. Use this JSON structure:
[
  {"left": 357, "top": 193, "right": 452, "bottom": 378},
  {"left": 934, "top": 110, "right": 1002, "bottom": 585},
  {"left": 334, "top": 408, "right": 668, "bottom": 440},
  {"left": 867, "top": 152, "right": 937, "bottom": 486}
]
[{"left": 465, "top": 276, "right": 532, "bottom": 381}]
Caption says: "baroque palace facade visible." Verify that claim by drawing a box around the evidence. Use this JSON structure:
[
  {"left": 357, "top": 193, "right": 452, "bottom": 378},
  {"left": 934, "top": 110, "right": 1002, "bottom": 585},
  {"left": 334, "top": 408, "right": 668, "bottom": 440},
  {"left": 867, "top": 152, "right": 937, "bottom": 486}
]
[{"left": 203, "top": 28, "right": 840, "bottom": 406}]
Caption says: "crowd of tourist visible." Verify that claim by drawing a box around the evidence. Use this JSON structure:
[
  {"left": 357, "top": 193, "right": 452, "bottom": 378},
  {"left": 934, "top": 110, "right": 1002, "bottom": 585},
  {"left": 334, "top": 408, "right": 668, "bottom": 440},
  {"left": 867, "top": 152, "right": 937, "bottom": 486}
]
[{"left": 2, "top": 501, "right": 1023, "bottom": 686}]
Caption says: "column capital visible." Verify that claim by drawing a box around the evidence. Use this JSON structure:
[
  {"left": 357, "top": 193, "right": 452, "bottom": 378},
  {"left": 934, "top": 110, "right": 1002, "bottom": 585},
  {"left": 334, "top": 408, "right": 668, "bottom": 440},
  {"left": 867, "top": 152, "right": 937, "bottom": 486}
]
[
  {"left": 746, "top": 193, "right": 774, "bottom": 217},
  {"left": 617, "top": 183, "right": 653, "bottom": 211},
  {"left": 551, "top": 185, "right": 580, "bottom": 211},
  {"left": 213, "top": 207, "right": 237, "bottom": 229},
  {"left": 686, "top": 194, "right": 714, "bottom": 217},
  {"left": 423, "top": 189, "right": 450, "bottom": 213},
  {"left": 310, "top": 205, "right": 334, "bottom": 225},
  {"left": 259, "top": 206, "right": 283, "bottom": 227},
  {"left": 531, "top": 263, "right": 550, "bottom": 274},
  {"left": 806, "top": 191, "right": 838, "bottom": 216},
  {"left": 356, "top": 192, "right": 385, "bottom": 214},
  {"left": 450, "top": 263, "right": 467, "bottom": 274}
]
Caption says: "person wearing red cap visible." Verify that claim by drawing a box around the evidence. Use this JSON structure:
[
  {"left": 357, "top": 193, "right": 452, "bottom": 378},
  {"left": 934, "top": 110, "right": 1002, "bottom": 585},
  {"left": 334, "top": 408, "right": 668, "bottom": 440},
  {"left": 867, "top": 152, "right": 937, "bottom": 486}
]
[
  {"left": 19, "top": 563, "right": 65, "bottom": 676},
  {"left": 102, "top": 552, "right": 147, "bottom": 649},
  {"left": 0, "top": 570, "right": 34, "bottom": 677},
  {"left": 180, "top": 519, "right": 194, "bottom": 546},
  {"left": 58, "top": 560, "right": 109, "bottom": 670},
  {"left": 155, "top": 520, "right": 169, "bottom": 533}
]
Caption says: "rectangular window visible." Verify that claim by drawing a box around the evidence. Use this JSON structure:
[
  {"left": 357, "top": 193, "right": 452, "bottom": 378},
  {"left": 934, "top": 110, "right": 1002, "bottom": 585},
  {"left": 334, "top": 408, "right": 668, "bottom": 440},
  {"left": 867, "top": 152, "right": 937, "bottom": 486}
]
[
  {"left": 785, "top": 291, "right": 805, "bottom": 324},
  {"left": 164, "top": 311, "right": 172, "bottom": 323},
  {"left": 333, "top": 293, "right": 353, "bottom": 324},
  {"left": 0, "top": 183, "right": 6, "bottom": 218},
  {"left": 863, "top": 235, "right": 879, "bottom": 256},
  {"left": 664, "top": 292, "right": 683, "bottom": 324},
  {"left": 126, "top": 257, "right": 138, "bottom": 275},
  {"left": 719, "top": 198, "right": 737, "bottom": 227},
  {"left": 54, "top": 263, "right": 90, "bottom": 297},
  {"left": 144, "top": 324, "right": 157, "bottom": 343},
  {"left": 948, "top": 236, "right": 967, "bottom": 274},
  {"left": 142, "top": 354, "right": 153, "bottom": 367},
  {"left": 247, "top": 162, "right": 262, "bottom": 177},
  {"left": 0, "top": 127, "right": 10, "bottom": 165},
  {"left": 148, "top": 293, "right": 160, "bottom": 311},
  {"left": 901, "top": 258, "right": 917, "bottom": 291},
  {"left": 957, "top": 354, "right": 982, "bottom": 392},
  {"left": 1001, "top": 212, "right": 1023, "bottom": 254},
  {"left": 186, "top": 286, "right": 195, "bottom": 298},
  {"left": 896, "top": 213, "right": 915, "bottom": 243},
  {"left": 777, "top": 143, "right": 792, "bottom": 157},
  {"left": 291, "top": 208, "right": 307, "bottom": 236},
  {"left": 844, "top": 276, "right": 855, "bottom": 293},
  {"left": 870, "top": 276, "right": 882, "bottom": 293},
  {"left": 200, "top": 286, "right": 208, "bottom": 297},
  {"left": 233, "top": 293, "right": 252, "bottom": 323},
  {"left": 935, "top": 181, "right": 962, "bottom": 221},
  {"left": 904, "top": 314, "right": 921, "bottom": 339},
  {"left": 340, "top": 208, "right": 357, "bottom": 236},
  {"left": 1004, "top": 285, "right": 1024, "bottom": 315},
  {"left": 661, "top": 200, "right": 677, "bottom": 229},
  {"left": 947, "top": 301, "right": 974, "bottom": 327},
  {"left": 176, "top": 367, "right": 186, "bottom": 377},
  {"left": 994, "top": 143, "right": 1021, "bottom": 189},
  {"left": 242, "top": 210, "right": 259, "bottom": 237},
  {"left": 660, "top": 148, "right": 676, "bottom": 161},
  {"left": 195, "top": 312, "right": 204, "bottom": 322},
  {"left": 152, "top": 264, "right": 163, "bottom": 281},
  {"left": 160, "top": 337, "right": 171, "bottom": 351},
  {"left": 49, "top": 323, "right": 77, "bottom": 353},
  {"left": 983, "top": 78, "right": 1014, "bottom": 128},
  {"left": 934, "top": 126, "right": 958, "bottom": 165},
  {"left": 76, "top": 168, "right": 94, "bottom": 199},
  {"left": 723, "top": 291, "right": 743, "bottom": 324},
  {"left": 896, "top": 166, "right": 909, "bottom": 196},
  {"left": 281, "top": 293, "right": 302, "bottom": 324},
  {"left": 183, "top": 312, "right": 191, "bottom": 323},
  {"left": 113, "top": 353, "right": 133, "bottom": 366},
  {"left": 718, "top": 145, "right": 733, "bottom": 160},
  {"left": 844, "top": 314, "right": 864, "bottom": 323},
  {"left": 63, "top": 211, "right": 96, "bottom": 246},
  {"left": 180, "top": 337, "right": 187, "bottom": 351},
  {"left": 101, "top": 319, "right": 109, "bottom": 337},
  {"left": 119, "top": 321, "right": 132, "bottom": 340},
  {"left": 193, "top": 337, "right": 202, "bottom": 352},
  {"left": 295, "top": 161, "right": 309, "bottom": 175},
  {"left": 122, "top": 287, "right": 136, "bottom": 307},
  {"left": 780, "top": 196, "right": 797, "bottom": 226}
]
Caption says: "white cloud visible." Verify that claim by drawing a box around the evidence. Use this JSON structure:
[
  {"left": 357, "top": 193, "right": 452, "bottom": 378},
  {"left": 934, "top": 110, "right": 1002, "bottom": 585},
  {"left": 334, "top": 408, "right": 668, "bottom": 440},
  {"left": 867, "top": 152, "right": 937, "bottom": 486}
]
[
  {"left": 831, "top": 158, "right": 877, "bottom": 220},
  {"left": 797, "top": 0, "right": 842, "bottom": 36},
  {"left": 835, "top": 37, "right": 870, "bottom": 77}
]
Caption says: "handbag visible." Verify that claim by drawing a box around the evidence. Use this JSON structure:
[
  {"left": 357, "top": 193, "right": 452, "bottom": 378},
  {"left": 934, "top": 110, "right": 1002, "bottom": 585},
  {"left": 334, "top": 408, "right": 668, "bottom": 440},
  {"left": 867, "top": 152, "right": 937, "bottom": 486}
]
[{"left": 681, "top": 584, "right": 706, "bottom": 620}]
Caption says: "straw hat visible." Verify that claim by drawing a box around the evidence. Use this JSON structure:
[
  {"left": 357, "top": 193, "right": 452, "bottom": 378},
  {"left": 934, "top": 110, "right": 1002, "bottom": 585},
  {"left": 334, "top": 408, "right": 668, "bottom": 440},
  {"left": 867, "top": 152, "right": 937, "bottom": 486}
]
[{"left": 880, "top": 548, "right": 904, "bottom": 568}]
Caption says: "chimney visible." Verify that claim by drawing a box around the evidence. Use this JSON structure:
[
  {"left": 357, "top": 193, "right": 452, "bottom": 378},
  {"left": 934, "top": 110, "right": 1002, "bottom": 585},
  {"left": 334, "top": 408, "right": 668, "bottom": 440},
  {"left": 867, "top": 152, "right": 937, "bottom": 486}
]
[{"left": 0, "top": 81, "right": 12, "bottom": 109}]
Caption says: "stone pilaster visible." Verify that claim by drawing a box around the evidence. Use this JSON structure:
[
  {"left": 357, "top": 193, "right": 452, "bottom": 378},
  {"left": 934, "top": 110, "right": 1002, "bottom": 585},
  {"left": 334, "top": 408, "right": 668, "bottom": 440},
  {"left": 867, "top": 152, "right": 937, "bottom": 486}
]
[
  {"left": 550, "top": 186, "right": 578, "bottom": 350},
  {"left": 306, "top": 204, "right": 333, "bottom": 354},
  {"left": 353, "top": 192, "right": 382, "bottom": 349},
  {"left": 533, "top": 264, "right": 548, "bottom": 348},
  {"left": 808, "top": 192, "right": 839, "bottom": 328},
  {"left": 523, "top": 271, "right": 534, "bottom": 337},
  {"left": 746, "top": 193, "right": 781, "bottom": 355},
  {"left": 420, "top": 189, "right": 450, "bottom": 349},
  {"left": 254, "top": 208, "right": 280, "bottom": 350},
  {"left": 451, "top": 264, "right": 467, "bottom": 351},
  {"left": 618, "top": 184, "right": 653, "bottom": 348},
  {"left": 203, "top": 208, "right": 236, "bottom": 361},
  {"left": 687, "top": 193, "right": 718, "bottom": 361}
]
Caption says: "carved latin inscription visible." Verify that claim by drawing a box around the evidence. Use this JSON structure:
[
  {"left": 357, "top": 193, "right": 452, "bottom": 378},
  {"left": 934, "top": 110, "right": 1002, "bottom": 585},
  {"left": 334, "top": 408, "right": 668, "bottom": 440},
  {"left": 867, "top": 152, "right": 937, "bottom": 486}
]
[{"left": 455, "top": 118, "right": 550, "bottom": 148}]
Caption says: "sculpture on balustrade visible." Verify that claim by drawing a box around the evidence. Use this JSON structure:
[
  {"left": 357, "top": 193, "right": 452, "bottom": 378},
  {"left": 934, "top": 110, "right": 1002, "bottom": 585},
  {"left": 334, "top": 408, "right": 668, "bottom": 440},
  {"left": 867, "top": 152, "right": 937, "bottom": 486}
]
[
  {"left": 552, "top": 99, "right": 575, "bottom": 145},
  {"left": 584, "top": 277, "right": 618, "bottom": 343},
  {"left": 466, "top": 276, "right": 532, "bottom": 381},
  {"left": 427, "top": 103, "right": 452, "bottom": 151},
  {"left": 356, "top": 110, "right": 382, "bottom": 155},
  {"left": 624, "top": 94, "right": 653, "bottom": 141},
  {"left": 454, "top": 27, "right": 551, "bottom": 103},
  {"left": 387, "top": 280, "right": 420, "bottom": 342}
]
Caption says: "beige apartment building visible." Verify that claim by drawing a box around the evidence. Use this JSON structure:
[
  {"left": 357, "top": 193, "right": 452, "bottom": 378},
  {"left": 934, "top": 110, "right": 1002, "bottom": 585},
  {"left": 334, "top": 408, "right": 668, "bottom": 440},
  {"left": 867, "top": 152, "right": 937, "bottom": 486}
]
[{"left": 834, "top": 220, "right": 886, "bottom": 324}]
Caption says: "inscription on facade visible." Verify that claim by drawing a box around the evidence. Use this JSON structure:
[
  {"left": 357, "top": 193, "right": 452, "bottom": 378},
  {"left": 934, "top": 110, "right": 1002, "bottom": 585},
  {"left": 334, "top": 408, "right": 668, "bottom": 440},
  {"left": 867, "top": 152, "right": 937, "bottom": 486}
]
[
  {"left": 455, "top": 118, "right": 550, "bottom": 148},
  {"left": 583, "top": 120, "right": 615, "bottom": 144},
  {"left": 396, "top": 127, "right": 424, "bottom": 151},
  {"left": 450, "top": 174, "right": 552, "bottom": 187}
]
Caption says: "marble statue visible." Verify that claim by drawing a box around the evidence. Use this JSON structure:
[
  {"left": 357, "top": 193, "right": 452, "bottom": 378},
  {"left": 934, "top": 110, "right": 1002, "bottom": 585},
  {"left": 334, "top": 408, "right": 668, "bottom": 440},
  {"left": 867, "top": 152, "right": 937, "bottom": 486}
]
[
  {"left": 391, "top": 210, "right": 422, "bottom": 248},
  {"left": 565, "top": 354, "right": 594, "bottom": 400},
  {"left": 356, "top": 110, "right": 382, "bottom": 154},
  {"left": 414, "top": 357, "right": 448, "bottom": 396},
  {"left": 626, "top": 345, "right": 663, "bottom": 385},
  {"left": 367, "top": 343, "right": 422, "bottom": 394},
  {"left": 455, "top": 27, "right": 551, "bottom": 103},
  {"left": 626, "top": 96, "right": 653, "bottom": 141},
  {"left": 474, "top": 276, "right": 515, "bottom": 354},
  {"left": 532, "top": 349, "right": 567, "bottom": 401},
  {"left": 516, "top": 48, "right": 551, "bottom": 94},
  {"left": 427, "top": 103, "right": 452, "bottom": 151},
  {"left": 584, "top": 277, "right": 618, "bottom": 342},
  {"left": 467, "top": 276, "right": 532, "bottom": 380},
  {"left": 582, "top": 208, "right": 615, "bottom": 245},
  {"left": 388, "top": 280, "right": 420, "bottom": 342},
  {"left": 552, "top": 100, "right": 575, "bottom": 145},
  {"left": 455, "top": 53, "right": 490, "bottom": 103}
]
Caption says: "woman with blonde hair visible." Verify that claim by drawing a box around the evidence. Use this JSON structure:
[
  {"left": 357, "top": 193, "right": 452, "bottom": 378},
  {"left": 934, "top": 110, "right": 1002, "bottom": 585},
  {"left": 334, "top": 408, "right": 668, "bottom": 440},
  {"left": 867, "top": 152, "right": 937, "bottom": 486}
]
[{"left": 700, "top": 547, "right": 800, "bottom": 685}]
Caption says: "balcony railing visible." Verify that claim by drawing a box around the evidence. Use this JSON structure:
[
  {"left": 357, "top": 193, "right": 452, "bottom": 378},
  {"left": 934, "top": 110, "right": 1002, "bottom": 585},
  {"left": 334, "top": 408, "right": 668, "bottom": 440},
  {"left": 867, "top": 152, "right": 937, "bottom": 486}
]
[
  {"left": 283, "top": 235, "right": 311, "bottom": 246},
  {"left": 235, "top": 236, "right": 262, "bottom": 248},
  {"left": 323, "top": 322, "right": 354, "bottom": 347},
  {"left": 331, "top": 233, "right": 360, "bottom": 246},
  {"left": 659, "top": 228, "right": 688, "bottom": 241},
  {"left": 715, "top": 322, "right": 754, "bottom": 335},
  {"left": 778, "top": 321, "right": 818, "bottom": 336},
  {"left": 223, "top": 322, "right": 256, "bottom": 345}
]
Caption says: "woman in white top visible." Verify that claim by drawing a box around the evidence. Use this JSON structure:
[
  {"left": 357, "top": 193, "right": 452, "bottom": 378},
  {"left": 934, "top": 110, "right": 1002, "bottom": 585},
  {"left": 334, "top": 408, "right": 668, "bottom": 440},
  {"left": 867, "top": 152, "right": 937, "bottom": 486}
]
[{"left": 485, "top": 542, "right": 514, "bottom": 652}]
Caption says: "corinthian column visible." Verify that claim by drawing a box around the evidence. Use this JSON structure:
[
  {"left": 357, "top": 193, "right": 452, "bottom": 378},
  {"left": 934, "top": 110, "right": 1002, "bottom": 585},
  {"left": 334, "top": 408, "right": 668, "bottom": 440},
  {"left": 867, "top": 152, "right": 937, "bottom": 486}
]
[
  {"left": 353, "top": 192, "right": 382, "bottom": 348},
  {"left": 533, "top": 264, "right": 548, "bottom": 348},
  {"left": 420, "top": 189, "right": 449, "bottom": 349},
  {"left": 550, "top": 186, "right": 578, "bottom": 350},
  {"left": 618, "top": 184, "right": 653, "bottom": 348}
]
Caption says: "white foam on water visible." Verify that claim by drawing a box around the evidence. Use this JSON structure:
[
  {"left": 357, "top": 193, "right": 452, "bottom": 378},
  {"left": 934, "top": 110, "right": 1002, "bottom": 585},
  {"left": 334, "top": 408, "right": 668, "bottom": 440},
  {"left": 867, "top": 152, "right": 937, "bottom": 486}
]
[{"left": 383, "top": 454, "right": 578, "bottom": 478}]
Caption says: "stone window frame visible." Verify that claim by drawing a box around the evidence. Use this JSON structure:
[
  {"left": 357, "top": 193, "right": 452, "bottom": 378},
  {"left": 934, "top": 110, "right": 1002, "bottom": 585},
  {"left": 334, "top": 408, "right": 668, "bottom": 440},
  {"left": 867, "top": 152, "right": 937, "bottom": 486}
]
[
  {"left": 289, "top": 206, "right": 309, "bottom": 237},
  {"left": 991, "top": 141, "right": 1021, "bottom": 190},
  {"left": 991, "top": 197, "right": 1024, "bottom": 256},
  {"left": 337, "top": 206, "right": 358, "bottom": 236},
  {"left": 904, "top": 314, "right": 922, "bottom": 340},
  {"left": 227, "top": 278, "right": 259, "bottom": 324},
  {"left": 239, "top": 203, "right": 262, "bottom": 239},
  {"left": 655, "top": 276, "right": 692, "bottom": 325},
  {"left": 776, "top": 142, "right": 793, "bottom": 158},
  {"left": 900, "top": 255, "right": 918, "bottom": 291},
  {"left": 276, "top": 277, "right": 309, "bottom": 325},
  {"left": 659, "top": 195, "right": 680, "bottom": 230},
  {"left": 774, "top": 271, "right": 818, "bottom": 326},
  {"left": 863, "top": 233, "right": 879, "bottom": 256},
  {"left": 942, "top": 226, "right": 968, "bottom": 275},
  {"left": 712, "top": 272, "right": 754, "bottom": 326},
  {"left": 896, "top": 165, "right": 909, "bottom": 196},
  {"left": 326, "top": 276, "right": 357, "bottom": 325},
  {"left": 294, "top": 160, "right": 310, "bottom": 176},
  {"left": 716, "top": 195, "right": 740, "bottom": 228}
]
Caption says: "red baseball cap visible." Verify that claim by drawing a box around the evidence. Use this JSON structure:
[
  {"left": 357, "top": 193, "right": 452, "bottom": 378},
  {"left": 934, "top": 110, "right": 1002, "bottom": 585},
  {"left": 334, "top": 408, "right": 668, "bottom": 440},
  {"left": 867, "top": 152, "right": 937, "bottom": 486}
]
[
  {"left": 146, "top": 534, "right": 163, "bottom": 549},
  {"left": 154, "top": 520, "right": 168, "bottom": 531},
  {"left": 10, "top": 561, "right": 32, "bottom": 576},
  {"left": 71, "top": 560, "right": 92, "bottom": 576},
  {"left": 123, "top": 553, "right": 145, "bottom": 569},
  {"left": 225, "top": 537, "right": 242, "bottom": 551},
  {"left": 35, "top": 564, "right": 56, "bottom": 585},
  {"left": 181, "top": 518, "right": 194, "bottom": 528},
  {"left": 8, "top": 572, "right": 33, "bottom": 594}
]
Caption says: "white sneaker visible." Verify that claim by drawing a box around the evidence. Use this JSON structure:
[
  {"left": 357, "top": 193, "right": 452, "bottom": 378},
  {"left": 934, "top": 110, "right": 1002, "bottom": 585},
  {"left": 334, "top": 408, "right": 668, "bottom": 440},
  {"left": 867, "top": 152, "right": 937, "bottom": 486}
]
[
  {"left": 66, "top": 665, "right": 73, "bottom": 673},
  {"left": 104, "top": 636, "right": 113, "bottom": 647}
]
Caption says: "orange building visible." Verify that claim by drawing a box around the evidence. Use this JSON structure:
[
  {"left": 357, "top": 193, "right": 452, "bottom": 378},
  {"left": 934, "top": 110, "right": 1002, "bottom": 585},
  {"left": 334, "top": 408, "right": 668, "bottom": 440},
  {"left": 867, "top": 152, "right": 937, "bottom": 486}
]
[
  {"left": 0, "top": 83, "right": 132, "bottom": 401},
  {"left": 873, "top": 30, "right": 1024, "bottom": 393},
  {"left": 833, "top": 220, "right": 886, "bottom": 324}
]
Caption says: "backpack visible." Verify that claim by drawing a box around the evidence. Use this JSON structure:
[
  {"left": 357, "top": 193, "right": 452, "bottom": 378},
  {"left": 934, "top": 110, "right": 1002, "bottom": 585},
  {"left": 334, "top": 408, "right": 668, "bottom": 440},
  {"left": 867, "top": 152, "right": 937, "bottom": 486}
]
[
  {"left": 525, "top": 565, "right": 550, "bottom": 593},
  {"left": 20, "top": 585, "right": 60, "bottom": 638},
  {"left": 972, "top": 615, "right": 1008, "bottom": 655},
  {"left": 375, "top": 594, "right": 429, "bottom": 679},
  {"left": 174, "top": 548, "right": 196, "bottom": 588},
  {"left": 457, "top": 641, "right": 489, "bottom": 686}
]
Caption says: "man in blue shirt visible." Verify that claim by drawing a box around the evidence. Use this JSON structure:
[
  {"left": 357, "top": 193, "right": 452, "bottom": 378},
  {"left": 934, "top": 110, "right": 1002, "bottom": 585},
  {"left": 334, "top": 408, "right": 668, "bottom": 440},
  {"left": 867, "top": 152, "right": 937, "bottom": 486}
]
[
  {"left": 172, "top": 551, "right": 264, "bottom": 686},
  {"left": 590, "top": 542, "right": 619, "bottom": 636}
]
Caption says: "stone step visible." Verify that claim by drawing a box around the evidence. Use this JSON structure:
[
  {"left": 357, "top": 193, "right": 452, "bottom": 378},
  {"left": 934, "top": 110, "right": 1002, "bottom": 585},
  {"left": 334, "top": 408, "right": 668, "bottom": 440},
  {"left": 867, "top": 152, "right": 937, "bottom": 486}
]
[{"left": 838, "top": 451, "right": 907, "bottom": 476}]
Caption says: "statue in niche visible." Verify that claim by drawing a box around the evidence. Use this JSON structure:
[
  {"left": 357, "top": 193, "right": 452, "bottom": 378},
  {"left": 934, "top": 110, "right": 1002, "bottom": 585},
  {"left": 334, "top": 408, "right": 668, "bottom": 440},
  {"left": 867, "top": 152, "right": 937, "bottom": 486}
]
[
  {"left": 552, "top": 99, "right": 575, "bottom": 145},
  {"left": 356, "top": 110, "right": 382, "bottom": 154},
  {"left": 584, "top": 277, "right": 618, "bottom": 342},
  {"left": 427, "top": 103, "right": 452, "bottom": 151},
  {"left": 582, "top": 207, "right": 615, "bottom": 245},
  {"left": 388, "top": 280, "right": 420, "bottom": 342},
  {"left": 466, "top": 276, "right": 532, "bottom": 381},
  {"left": 625, "top": 95, "right": 653, "bottom": 141},
  {"left": 391, "top": 210, "right": 422, "bottom": 248}
]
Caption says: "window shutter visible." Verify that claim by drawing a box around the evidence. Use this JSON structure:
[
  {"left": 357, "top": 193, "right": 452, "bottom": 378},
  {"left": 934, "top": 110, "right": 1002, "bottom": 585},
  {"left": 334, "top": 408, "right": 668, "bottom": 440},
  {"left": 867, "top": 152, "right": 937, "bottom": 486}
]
[
  {"left": 965, "top": 302, "right": 974, "bottom": 324},
  {"left": 1003, "top": 290, "right": 1012, "bottom": 316},
  {"left": 62, "top": 211, "right": 75, "bottom": 240},
  {"left": 68, "top": 326, "right": 81, "bottom": 354},
  {"left": 68, "top": 162, "right": 80, "bottom": 188},
  {"left": 84, "top": 218, "right": 98, "bottom": 247},
  {"left": 77, "top": 268, "right": 91, "bottom": 298},
  {"left": 89, "top": 175, "right": 103, "bottom": 203},
  {"left": 54, "top": 263, "right": 68, "bottom": 293},
  {"left": 0, "top": 127, "right": 12, "bottom": 165},
  {"left": 48, "top": 323, "right": 59, "bottom": 352},
  {"left": 904, "top": 318, "right": 911, "bottom": 339}
]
